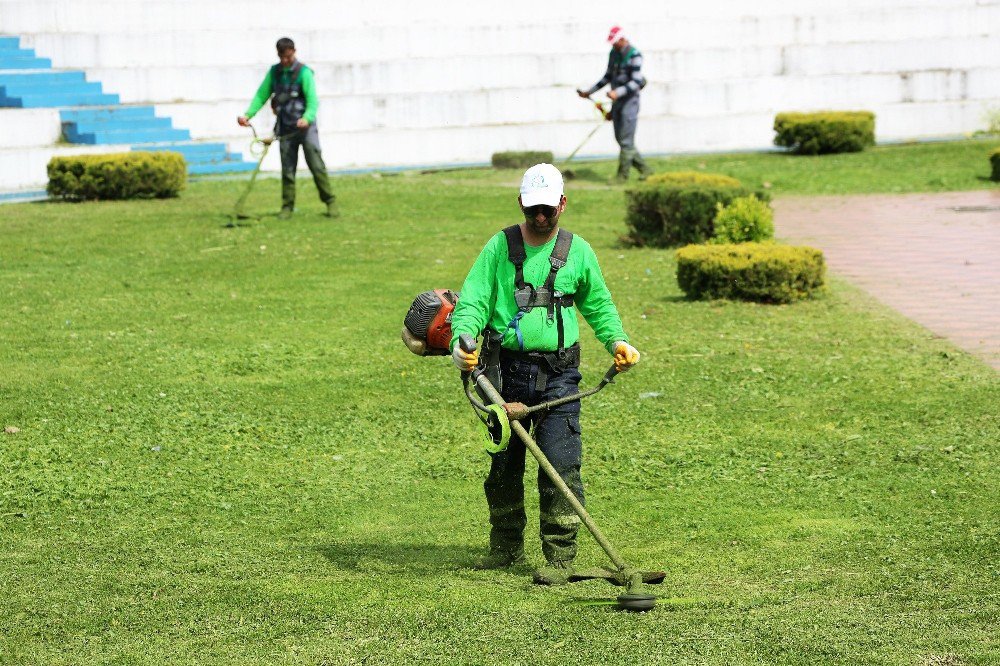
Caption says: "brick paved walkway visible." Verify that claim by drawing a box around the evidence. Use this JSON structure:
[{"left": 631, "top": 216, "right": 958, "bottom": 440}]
[{"left": 774, "top": 190, "right": 1000, "bottom": 371}]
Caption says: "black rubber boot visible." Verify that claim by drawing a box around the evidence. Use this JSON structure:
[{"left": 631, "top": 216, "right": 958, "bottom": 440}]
[
  {"left": 532, "top": 560, "right": 575, "bottom": 585},
  {"left": 472, "top": 549, "right": 527, "bottom": 570}
]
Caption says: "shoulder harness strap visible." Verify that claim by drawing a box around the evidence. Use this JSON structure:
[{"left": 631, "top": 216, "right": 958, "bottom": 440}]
[
  {"left": 289, "top": 61, "right": 304, "bottom": 85},
  {"left": 502, "top": 224, "right": 528, "bottom": 289},
  {"left": 501, "top": 225, "right": 575, "bottom": 351}
]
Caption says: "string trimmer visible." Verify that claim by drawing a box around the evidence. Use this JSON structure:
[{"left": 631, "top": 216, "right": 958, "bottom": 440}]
[
  {"left": 401, "top": 290, "right": 664, "bottom": 612},
  {"left": 231, "top": 124, "right": 299, "bottom": 220},
  {"left": 561, "top": 96, "right": 611, "bottom": 180}
]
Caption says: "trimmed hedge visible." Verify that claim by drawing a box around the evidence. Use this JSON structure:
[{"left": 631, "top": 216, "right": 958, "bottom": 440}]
[
  {"left": 491, "top": 151, "right": 554, "bottom": 169},
  {"left": 990, "top": 148, "right": 1000, "bottom": 182},
  {"left": 773, "top": 111, "right": 876, "bottom": 155},
  {"left": 711, "top": 195, "right": 774, "bottom": 244},
  {"left": 47, "top": 151, "right": 186, "bottom": 200},
  {"left": 624, "top": 171, "right": 767, "bottom": 247},
  {"left": 645, "top": 171, "right": 742, "bottom": 188},
  {"left": 676, "top": 243, "right": 825, "bottom": 303}
]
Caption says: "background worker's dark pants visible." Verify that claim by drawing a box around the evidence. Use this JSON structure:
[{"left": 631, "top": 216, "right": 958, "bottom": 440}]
[
  {"left": 611, "top": 94, "right": 650, "bottom": 180},
  {"left": 484, "top": 355, "right": 584, "bottom": 563},
  {"left": 278, "top": 123, "right": 335, "bottom": 210}
]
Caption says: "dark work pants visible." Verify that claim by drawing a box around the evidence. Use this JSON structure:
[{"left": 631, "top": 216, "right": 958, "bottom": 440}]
[
  {"left": 278, "top": 123, "right": 335, "bottom": 210},
  {"left": 484, "top": 355, "right": 584, "bottom": 563},
  {"left": 611, "top": 94, "right": 650, "bottom": 179}
]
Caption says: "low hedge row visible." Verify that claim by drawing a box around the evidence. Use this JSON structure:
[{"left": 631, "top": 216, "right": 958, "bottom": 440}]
[
  {"left": 624, "top": 171, "right": 769, "bottom": 247},
  {"left": 990, "top": 148, "right": 1000, "bottom": 182},
  {"left": 47, "top": 151, "right": 186, "bottom": 200},
  {"left": 676, "top": 243, "right": 826, "bottom": 303},
  {"left": 491, "top": 151, "right": 554, "bottom": 169},
  {"left": 773, "top": 111, "right": 876, "bottom": 155}
]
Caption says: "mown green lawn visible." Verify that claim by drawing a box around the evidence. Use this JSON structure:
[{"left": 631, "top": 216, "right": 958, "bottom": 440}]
[{"left": 1, "top": 142, "right": 998, "bottom": 665}]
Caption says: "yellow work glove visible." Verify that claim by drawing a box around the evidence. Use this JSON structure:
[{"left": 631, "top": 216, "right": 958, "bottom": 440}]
[
  {"left": 613, "top": 341, "right": 640, "bottom": 372},
  {"left": 452, "top": 343, "right": 479, "bottom": 371}
]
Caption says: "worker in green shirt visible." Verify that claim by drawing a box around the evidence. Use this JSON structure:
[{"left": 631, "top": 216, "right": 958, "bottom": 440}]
[
  {"left": 238, "top": 37, "right": 337, "bottom": 219},
  {"left": 449, "top": 163, "right": 640, "bottom": 585}
]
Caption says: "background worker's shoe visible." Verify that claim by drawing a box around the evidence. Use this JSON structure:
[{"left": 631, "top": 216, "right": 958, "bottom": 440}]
[
  {"left": 472, "top": 549, "right": 526, "bottom": 570},
  {"left": 533, "top": 560, "right": 575, "bottom": 585},
  {"left": 325, "top": 201, "right": 340, "bottom": 218},
  {"left": 278, "top": 207, "right": 293, "bottom": 220}
]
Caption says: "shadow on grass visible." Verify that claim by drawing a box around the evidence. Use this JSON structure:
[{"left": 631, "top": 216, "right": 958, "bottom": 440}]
[{"left": 315, "top": 541, "right": 482, "bottom": 574}]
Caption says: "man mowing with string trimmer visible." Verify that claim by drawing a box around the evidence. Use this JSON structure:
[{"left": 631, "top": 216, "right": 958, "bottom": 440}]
[
  {"left": 237, "top": 37, "right": 337, "bottom": 219},
  {"left": 449, "top": 164, "right": 641, "bottom": 585}
]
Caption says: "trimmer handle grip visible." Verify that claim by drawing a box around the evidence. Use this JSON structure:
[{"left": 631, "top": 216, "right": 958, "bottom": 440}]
[
  {"left": 459, "top": 333, "right": 478, "bottom": 353},
  {"left": 458, "top": 333, "right": 478, "bottom": 382}
]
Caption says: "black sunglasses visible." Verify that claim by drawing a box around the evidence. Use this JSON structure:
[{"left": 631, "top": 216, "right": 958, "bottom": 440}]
[{"left": 523, "top": 204, "right": 558, "bottom": 220}]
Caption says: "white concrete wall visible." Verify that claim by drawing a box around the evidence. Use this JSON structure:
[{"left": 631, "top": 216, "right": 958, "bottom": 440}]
[{"left": 1, "top": 0, "right": 999, "bottom": 189}]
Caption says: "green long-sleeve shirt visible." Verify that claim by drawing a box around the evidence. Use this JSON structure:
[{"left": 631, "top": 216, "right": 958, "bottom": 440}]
[
  {"left": 244, "top": 62, "right": 319, "bottom": 124},
  {"left": 449, "top": 228, "right": 629, "bottom": 355}
]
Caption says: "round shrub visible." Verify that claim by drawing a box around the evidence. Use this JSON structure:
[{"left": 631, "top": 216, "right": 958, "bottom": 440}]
[
  {"left": 47, "top": 151, "right": 186, "bottom": 200},
  {"left": 491, "top": 151, "right": 554, "bottom": 169},
  {"left": 990, "top": 147, "right": 1000, "bottom": 182},
  {"left": 676, "top": 242, "right": 825, "bottom": 303},
  {"left": 773, "top": 111, "right": 876, "bottom": 155},
  {"left": 624, "top": 172, "right": 767, "bottom": 247},
  {"left": 711, "top": 195, "right": 774, "bottom": 244}
]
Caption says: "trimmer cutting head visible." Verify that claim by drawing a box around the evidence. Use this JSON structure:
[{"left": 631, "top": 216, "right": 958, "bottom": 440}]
[{"left": 616, "top": 592, "right": 657, "bottom": 612}]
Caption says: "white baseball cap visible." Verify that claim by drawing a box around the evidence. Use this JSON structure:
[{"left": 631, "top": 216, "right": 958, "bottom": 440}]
[{"left": 519, "top": 163, "right": 564, "bottom": 207}]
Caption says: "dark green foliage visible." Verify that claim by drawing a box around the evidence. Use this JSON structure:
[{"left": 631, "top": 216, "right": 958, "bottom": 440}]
[
  {"left": 624, "top": 172, "right": 768, "bottom": 247},
  {"left": 47, "top": 151, "right": 186, "bottom": 200},
  {"left": 490, "top": 151, "right": 554, "bottom": 169},
  {"left": 774, "top": 111, "right": 876, "bottom": 155},
  {"left": 990, "top": 148, "right": 1000, "bottom": 182},
  {"left": 676, "top": 242, "right": 825, "bottom": 303}
]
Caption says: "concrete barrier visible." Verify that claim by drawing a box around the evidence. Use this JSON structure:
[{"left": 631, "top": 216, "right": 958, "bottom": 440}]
[{"left": 1, "top": 0, "right": 998, "bottom": 191}]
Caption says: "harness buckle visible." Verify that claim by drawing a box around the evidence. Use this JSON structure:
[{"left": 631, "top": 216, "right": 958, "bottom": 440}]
[{"left": 514, "top": 286, "right": 534, "bottom": 310}]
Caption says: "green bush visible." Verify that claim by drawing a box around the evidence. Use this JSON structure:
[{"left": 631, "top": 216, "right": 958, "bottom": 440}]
[
  {"left": 711, "top": 195, "right": 774, "bottom": 244},
  {"left": 491, "top": 151, "right": 554, "bottom": 169},
  {"left": 774, "top": 111, "right": 876, "bottom": 155},
  {"left": 624, "top": 172, "right": 767, "bottom": 247},
  {"left": 676, "top": 242, "right": 825, "bottom": 303},
  {"left": 990, "top": 148, "right": 1000, "bottom": 182},
  {"left": 47, "top": 151, "right": 186, "bottom": 200}
]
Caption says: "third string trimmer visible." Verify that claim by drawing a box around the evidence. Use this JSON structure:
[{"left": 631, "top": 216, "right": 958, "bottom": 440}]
[{"left": 561, "top": 96, "right": 611, "bottom": 180}]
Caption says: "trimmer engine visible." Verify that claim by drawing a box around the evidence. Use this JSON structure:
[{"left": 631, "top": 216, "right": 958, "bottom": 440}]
[{"left": 402, "top": 289, "right": 459, "bottom": 356}]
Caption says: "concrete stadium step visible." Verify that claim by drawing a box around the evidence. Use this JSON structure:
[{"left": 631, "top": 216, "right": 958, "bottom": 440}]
[
  {"left": 128, "top": 141, "right": 256, "bottom": 173},
  {"left": 0, "top": 91, "right": 120, "bottom": 107},
  {"left": 188, "top": 161, "right": 258, "bottom": 175},
  {"left": 65, "top": 126, "right": 191, "bottom": 144},
  {"left": 0, "top": 108, "right": 62, "bottom": 148},
  {"left": 0, "top": 55, "right": 52, "bottom": 69},
  {"left": 1, "top": 143, "right": 135, "bottom": 191},
  {"left": 60, "top": 106, "right": 156, "bottom": 122},
  {"left": 65, "top": 116, "right": 174, "bottom": 133},
  {"left": 135, "top": 142, "right": 230, "bottom": 156},
  {"left": 0, "top": 71, "right": 86, "bottom": 85},
  {"left": 0, "top": 80, "right": 104, "bottom": 96}
]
